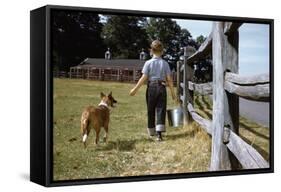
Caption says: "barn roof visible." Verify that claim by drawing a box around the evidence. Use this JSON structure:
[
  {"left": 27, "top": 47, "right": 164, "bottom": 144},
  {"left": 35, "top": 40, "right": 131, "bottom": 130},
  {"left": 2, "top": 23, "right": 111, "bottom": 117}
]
[{"left": 72, "top": 58, "right": 146, "bottom": 70}]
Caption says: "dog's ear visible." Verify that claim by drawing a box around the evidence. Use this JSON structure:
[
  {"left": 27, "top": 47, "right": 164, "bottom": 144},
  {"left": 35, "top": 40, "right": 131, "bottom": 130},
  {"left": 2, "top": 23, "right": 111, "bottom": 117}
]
[
  {"left": 100, "top": 92, "right": 105, "bottom": 98},
  {"left": 108, "top": 91, "right": 112, "bottom": 96}
]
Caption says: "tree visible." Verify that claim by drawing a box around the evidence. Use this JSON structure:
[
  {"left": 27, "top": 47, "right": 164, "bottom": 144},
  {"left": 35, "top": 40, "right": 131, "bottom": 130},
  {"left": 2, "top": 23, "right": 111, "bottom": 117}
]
[
  {"left": 145, "top": 18, "right": 196, "bottom": 56},
  {"left": 196, "top": 35, "right": 207, "bottom": 46},
  {"left": 146, "top": 18, "right": 182, "bottom": 54},
  {"left": 178, "top": 28, "right": 192, "bottom": 48},
  {"left": 102, "top": 15, "right": 149, "bottom": 59},
  {"left": 52, "top": 10, "right": 105, "bottom": 71},
  {"left": 145, "top": 18, "right": 196, "bottom": 70}
]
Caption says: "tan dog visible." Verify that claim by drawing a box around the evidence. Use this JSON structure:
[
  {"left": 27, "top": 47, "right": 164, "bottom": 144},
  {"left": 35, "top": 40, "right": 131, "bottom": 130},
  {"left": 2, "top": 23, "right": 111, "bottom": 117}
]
[{"left": 80, "top": 92, "right": 117, "bottom": 147}]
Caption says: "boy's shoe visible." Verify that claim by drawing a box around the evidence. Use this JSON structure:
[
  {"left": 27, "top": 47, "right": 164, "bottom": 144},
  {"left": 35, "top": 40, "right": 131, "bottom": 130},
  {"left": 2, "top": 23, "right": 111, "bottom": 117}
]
[{"left": 156, "top": 132, "right": 163, "bottom": 142}]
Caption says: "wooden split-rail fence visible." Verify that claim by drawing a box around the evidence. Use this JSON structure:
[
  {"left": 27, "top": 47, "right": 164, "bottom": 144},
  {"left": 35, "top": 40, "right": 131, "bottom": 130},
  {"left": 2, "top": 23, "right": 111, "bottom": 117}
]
[{"left": 177, "top": 21, "right": 270, "bottom": 171}]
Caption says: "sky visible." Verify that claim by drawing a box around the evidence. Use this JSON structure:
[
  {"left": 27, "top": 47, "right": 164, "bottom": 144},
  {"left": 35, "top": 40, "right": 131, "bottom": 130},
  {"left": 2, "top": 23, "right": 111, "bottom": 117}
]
[{"left": 174, "top": 19, "right": 270, "bottom": 75}]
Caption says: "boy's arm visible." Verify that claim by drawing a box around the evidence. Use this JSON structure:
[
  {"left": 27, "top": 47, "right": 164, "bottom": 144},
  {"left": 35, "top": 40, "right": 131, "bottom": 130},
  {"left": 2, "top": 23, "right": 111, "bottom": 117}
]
[
  {"left": 166, "top": 75, "right": 176, "bottom": 101},
  {"left": 129, "top": 74, "right": 148, "bottom": 96}
]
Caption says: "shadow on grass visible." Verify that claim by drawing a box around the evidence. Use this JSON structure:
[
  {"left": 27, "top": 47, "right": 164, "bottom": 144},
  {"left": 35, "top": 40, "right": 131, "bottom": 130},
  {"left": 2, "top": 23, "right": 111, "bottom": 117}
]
[
  {"left": 67, "top": 136, "right": 137, "bottom": 152},
  {"left": 201, "top": 96, "right": 212, "bottom": 110},
  {"left": 195, "top": 96, "right": 212, "bottom": 120},
  {"left": 240, "top": 122, "right": 269, "bottom": 140},
  {"left": 165, "top": 128, "right": 198, "bottom": 141},
  {"left": 195, "top": 96, "right": 204, "bottom": 111},
  {"left": 84, "top": 128, "right": 200, "bottom": 151},
  {"left": 96, "top": 139, "right": 136, "bottom": 151}
]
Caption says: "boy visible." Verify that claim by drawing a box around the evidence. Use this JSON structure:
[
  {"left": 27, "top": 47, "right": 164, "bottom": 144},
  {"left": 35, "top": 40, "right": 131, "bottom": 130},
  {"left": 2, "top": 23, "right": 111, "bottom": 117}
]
[{"left": 129, "top": 40, "right": 176, "bottom": 141}]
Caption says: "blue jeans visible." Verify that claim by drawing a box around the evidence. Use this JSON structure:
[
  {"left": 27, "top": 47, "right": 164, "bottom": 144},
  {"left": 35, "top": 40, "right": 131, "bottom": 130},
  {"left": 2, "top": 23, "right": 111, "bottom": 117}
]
[{"left": 146, "top": 84, "right": 167, "bottom": 135}]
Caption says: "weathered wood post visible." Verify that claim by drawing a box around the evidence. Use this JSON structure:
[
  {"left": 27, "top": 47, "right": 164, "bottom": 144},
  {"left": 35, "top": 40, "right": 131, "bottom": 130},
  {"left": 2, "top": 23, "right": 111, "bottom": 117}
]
[
  {"left": 223, "top": 22, "right": 241, "bottom": 169},
  {"left": 223, "top": 22, "right": 240, "bottom": 135},
  {"left": 210, "top": 22, "right": 231, "bottom": 171},
  {"left": 183, "top": 47, "right": 194, "bottom": 125},
  {"left": 176, "top": 61, "right": 181, "bottom": 103}
]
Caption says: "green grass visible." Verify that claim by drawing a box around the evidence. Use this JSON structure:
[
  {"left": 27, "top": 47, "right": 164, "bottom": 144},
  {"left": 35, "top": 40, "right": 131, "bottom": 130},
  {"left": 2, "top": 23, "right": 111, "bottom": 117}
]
[{"left": 53, "top": 78, "right": 269, "bottom": 180}]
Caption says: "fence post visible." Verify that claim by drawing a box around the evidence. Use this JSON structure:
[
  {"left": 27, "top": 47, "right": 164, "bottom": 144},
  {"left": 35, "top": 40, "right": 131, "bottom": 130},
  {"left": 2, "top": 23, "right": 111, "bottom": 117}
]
[
  {"left": 210, "top": 22, "right": 231, "bottom": 171},
  {"left": 183, "top": 47, "right": 194, "bottom": 125},
  {"left": 223, "top": 22, "right": 240, "bottom": 169},
  {"left": 223, "top": 22, "right": 239, "bottom": 134},
  {"left": 176, "top": 61, "right": 181, "bottom": 103}
]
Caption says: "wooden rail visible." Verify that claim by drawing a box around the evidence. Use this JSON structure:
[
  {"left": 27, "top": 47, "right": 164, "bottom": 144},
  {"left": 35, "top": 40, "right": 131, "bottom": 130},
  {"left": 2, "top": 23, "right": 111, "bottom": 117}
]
[
  {"left": 224, "top": 81, "right": 269, "bottom": 101},
  {"left": 178, "top": 21, "right": 270, "bottom": 171},
  {"left": 188, "top": 81, "right": 212, "bottom": 95},
  {"left": 225, "top": 72, "right": 269, "bottom": 85},
  {"left": 187, "top": 103, "right": 269, "bottom": 169},
  {"left": 180, "top": 33, "right": 212, "bottom": 72},
  {"left": 188, "top": 80, "right": 269, "bottom": 102},
  {"left": 226, "top": 129, "right": 269, "bottom": 168}
]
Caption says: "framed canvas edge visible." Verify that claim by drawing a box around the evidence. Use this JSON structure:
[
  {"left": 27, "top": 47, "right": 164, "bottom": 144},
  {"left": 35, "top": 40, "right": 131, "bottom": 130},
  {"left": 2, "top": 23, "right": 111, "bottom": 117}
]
[{"left": 30, "top": 4, "right": 274, "bottom": 187}]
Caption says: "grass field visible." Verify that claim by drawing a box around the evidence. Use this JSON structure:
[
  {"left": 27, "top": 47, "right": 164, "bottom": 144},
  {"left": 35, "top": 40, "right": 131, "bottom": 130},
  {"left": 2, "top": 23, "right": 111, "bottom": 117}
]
[{"left": 53, "top": 78, "right": 269, "bottom": 181}]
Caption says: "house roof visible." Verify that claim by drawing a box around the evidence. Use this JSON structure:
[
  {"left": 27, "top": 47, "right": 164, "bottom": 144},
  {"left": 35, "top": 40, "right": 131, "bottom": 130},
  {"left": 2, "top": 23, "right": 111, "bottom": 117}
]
[{"left": 72, "top": 58, "right": 146, "bottom": 70}]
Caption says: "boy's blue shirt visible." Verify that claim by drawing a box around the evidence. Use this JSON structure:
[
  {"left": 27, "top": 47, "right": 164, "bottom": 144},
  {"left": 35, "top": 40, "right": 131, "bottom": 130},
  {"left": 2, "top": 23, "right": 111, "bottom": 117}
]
[{"left": 142, "top": 56, "right": 171, "bottom": 81}]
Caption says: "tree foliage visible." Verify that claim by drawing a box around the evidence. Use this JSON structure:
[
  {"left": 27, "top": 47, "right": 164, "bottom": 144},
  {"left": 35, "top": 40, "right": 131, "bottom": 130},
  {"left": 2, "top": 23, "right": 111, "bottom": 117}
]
[
  {"left": 52, "top": 10, "right": 105, "bottom": 71},
  {"left": 51, "top": 11, "right": 205, "bottom": 72},
  {"left": 146, "top": 18, "right": 184, "bottom": 54},
  {"left": 102, "top": 15, "right": 149, "bottom": 59},
  {"left": 196, "top": 35, "right": 207, "bottom": 46}
]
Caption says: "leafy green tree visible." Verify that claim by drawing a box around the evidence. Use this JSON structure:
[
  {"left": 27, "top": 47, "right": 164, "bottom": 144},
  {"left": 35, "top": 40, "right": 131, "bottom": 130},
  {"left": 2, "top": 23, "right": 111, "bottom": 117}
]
[
  {"left": 146, "top": 18, "right": 182, "bottom": 54},
  {"left": 196, "top": 35, "right": 207, "bottom": 46},
  {"left": 145, "top": 18, "right": 197, "bottom": 56},
  {"left": 178, "top": 28, "right": 192, "bottom": 48},
  {"left": 145, "top": 18, "right": 197, "bottom": 70},
  {"left": 102, "top": 15, "right": 149, "bottom": 59},
  {"left": 52, "top": 11, "right": 105, "bottom": 71}
]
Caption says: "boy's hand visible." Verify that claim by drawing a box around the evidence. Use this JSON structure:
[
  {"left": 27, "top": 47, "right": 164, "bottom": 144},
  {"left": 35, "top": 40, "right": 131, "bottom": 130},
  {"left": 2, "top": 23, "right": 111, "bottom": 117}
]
[{"left": 129, "top": 88, "right": 137, "bottom": 96}]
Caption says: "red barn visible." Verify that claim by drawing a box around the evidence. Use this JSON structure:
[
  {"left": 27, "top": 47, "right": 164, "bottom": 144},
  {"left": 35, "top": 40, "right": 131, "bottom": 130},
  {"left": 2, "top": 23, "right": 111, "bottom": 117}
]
[{"left": 70, "top": 58, "right": 146, "bottom": 82}]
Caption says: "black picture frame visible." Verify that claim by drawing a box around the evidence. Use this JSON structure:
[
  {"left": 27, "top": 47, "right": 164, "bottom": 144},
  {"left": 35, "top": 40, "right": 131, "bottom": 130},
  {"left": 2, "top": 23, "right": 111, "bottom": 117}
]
[{"left": 30, "top": 4, "right": 274, "bottom": 187}]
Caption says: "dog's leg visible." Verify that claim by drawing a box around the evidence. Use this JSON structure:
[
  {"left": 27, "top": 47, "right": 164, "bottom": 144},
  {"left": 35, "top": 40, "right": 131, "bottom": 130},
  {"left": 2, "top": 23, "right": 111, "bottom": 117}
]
[
  {"left": 103, "top": 125, "right": 108, "bottom": 143},
  {"left": 95, "top": 128, "right": 100, "bottom": 145},
  {"left": 103, "top": 131, "right": 108, "bottom": 143},
  {"left": 83, "top": 129, "right": 91, "bottom": 148},
  {"left": 82, "top": 134, "right": 87, "bottom": 148}
]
